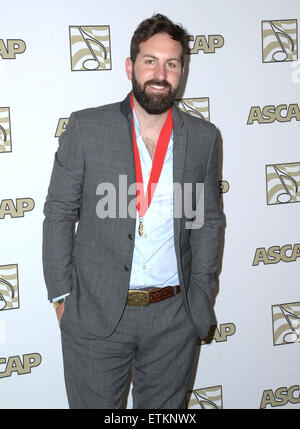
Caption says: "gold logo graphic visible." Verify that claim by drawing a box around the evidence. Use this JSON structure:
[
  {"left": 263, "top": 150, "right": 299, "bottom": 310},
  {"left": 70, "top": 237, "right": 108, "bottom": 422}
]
[
  {"left": 175, "top": 98, "right": 210, "bottom": 121},
  {"left": 272, "top": 302, "right": 300, "bottom": 346},
  {"left": 247, "top": 104, "right": 300, "bottom": 124},
  {"left": 69, "top": 25, "right": 112, "bottom": 71},
  {"left": 199, "top": 323, "right": 236, "bottom": 345},
  {"left": 0, "top": 353, "right": 41, "bottom": 379},
  {"left": 185, "top": 35, "right": 224, "bottom": 54},
  {"left": 0, "top": 198, "right": 35, "bottom": 219},
  {"left": 262, "top": 19, "right": 298, "bottom": 63},
  {"left": 0, "top": 107, "right": 12, "bottom": 153},
  {"left": 0, "top": 264, "right": 19, "bottom": 311},
  {"left": 260, "top": 385, "right": 300, "bottom": 408},
  {"left": 187, "top": 385, "right": 223, "bottom": 409},
  {"left": 266, "top": 162, "right": 300, "bottom": 205},
  {"left": 55, "top": 118, "right": 69, "bottom": 137},
  {"left": 253, "top": 243, "right": 300, "bottom": 266},
  {"left": 0, "top": 39, "right": 26, "bottom": 59}
]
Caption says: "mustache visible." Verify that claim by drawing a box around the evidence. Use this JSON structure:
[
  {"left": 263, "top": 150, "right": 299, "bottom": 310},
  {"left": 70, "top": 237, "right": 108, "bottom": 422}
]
[{"left": 144, "top": 79, "right": 172, "bottom": 90}]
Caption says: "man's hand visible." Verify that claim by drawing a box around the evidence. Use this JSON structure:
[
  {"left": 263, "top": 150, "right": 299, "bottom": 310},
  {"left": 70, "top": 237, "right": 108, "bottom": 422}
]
[{"left": 55, "top": 302, "right": 65, "bottom": 324}]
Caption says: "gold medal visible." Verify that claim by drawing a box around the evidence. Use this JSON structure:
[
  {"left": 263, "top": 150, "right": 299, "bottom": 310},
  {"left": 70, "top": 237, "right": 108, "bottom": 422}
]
[{"left": 138, "top": 218, "right": 144, "bottom": 237}]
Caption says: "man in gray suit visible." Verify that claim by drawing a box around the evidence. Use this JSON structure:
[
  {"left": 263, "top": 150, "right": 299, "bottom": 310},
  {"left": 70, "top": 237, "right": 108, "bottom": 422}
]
[{"left": 43, "top": 14, "right": 222, "bottom": 409}]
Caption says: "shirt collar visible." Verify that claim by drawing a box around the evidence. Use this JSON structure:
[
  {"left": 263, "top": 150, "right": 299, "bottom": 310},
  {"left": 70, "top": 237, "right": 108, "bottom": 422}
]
[{"left": 132, "top": 108, "right": 141, "bottom": 138}]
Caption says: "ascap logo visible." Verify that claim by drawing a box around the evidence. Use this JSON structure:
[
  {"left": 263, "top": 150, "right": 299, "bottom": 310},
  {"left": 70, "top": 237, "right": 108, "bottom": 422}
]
[
  {"left": 260, "top": 385, "right": 300, "bottom": 408},
  {"left": 0, "top": 198, "right": 35, "bottom": 219},
  {"left": 176, "top": 98, "right": 210, "bottom": 121},
  {"left": 69, "top": 25, "right": 112, "bottom": 71},
  {"left": 200, "top": 323, "right": 236, "bottom": 345},
  {"left": 187, "top": 385, "right": 223, "bottom": 409},
  {"left": 272, "top": 301, "right": 300, "bottom": 346},
  {"left": 0, "top": 353, "right": 41, "bottom": 379},
  {"left": 0, "top": 107, "right": 12, "bottom": 153},
  {"left": 266, "top": 162, "right": 300, "bottom": 205},
  {"left": 185, "top": 35, "right": 224, "bottom": 54},
  {"left": 262, "top": 19, "right": 298, "bottom": 63},
  {"left": 55, "top": 118, "right": 69, "bottom": 137},
  {"left": 247, "top": 104, "right": 300, "bottom": 124},
  {"left": 219, "top": 180, "right": 229, "bottom": 194},
  {"left": 253, "top": 244, "right": 300, "bottom": 266},
  {"left": 0, "top": 264, "right": 19, "bottom": 311},
  {"left": 0, "top": 39, "right": 26, "bottom": 59}
]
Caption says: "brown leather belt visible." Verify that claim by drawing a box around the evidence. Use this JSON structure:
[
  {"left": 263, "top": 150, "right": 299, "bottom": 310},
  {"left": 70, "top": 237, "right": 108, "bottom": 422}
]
[{"left": 127, "top": 286, "right": 181, "bottom": 306}]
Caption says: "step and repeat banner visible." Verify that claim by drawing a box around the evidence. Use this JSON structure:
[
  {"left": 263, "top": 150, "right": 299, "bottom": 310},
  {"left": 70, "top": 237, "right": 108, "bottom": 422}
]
[{"left": 0, "top": 0, "right": 299, "bottom": 409}]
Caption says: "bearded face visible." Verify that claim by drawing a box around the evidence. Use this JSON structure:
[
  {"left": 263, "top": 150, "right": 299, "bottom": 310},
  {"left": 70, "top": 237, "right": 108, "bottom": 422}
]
[
  {"left": 127, "top": 33, "right": 184, "bottom": 115},
  {"left": 131, "top": 68, "right": 180, "bottom": 114}
]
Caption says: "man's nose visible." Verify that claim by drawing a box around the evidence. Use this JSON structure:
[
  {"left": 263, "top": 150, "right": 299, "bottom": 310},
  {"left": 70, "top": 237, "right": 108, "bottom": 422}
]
[{"left": 153, "top": 62, "right": 167, "bottom": 80}]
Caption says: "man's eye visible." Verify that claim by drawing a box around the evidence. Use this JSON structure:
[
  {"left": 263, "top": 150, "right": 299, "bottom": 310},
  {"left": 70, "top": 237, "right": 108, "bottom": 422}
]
[
  {"left": 145, "top": 59, "right": 154, "bottom": 64},
  {"left": 168, "top": 62, "right": 176, "bottom": 68}
]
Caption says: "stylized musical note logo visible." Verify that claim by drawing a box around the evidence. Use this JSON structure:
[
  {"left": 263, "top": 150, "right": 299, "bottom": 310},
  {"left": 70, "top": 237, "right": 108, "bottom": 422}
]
[
  {"left": 0, "top": 107, "right": 12, "bottom": 153},
  {"left": 272, "top": 302, "right": 300, "bottom": 346},
  {"left": 0, "top": 125, "right": 6, "bottom": 143},
  {"left": 0, "top": 264, "right": 19, "bottom": 311},
  {"left": 69, "top": 25, "right": 112, "bottom": 71},
  {"left": 262, "top": 19, "right": 298, "bottom": 63},
  {"left": 266, "top": 162, "right": 300, "bottom": 205},
  {"left": 0, "top": 278, "right": 14, "bottom": 310},
  {"left": 175, "top": 98, "right": 210, "bottom": 121},
  {"left": 187, "top": 386, "right": 223, "bottom": 409}
]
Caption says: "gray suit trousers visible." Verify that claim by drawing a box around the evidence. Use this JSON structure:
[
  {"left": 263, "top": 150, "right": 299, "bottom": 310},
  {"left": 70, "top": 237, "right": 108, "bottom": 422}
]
[{"left": 60, "top": 292, "right": 198, "bottom": 409}]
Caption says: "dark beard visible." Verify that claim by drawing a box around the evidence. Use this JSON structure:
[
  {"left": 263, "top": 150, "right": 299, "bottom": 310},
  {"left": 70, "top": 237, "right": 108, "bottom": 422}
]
[{"left": 131, "top": 70, "right": 178, "bottom": 114}]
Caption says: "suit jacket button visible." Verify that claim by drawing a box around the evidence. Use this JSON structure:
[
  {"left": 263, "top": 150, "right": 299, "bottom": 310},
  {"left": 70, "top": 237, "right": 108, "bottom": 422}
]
[
  {"left": 128, "top": 234, "right": 133, "bottom": 240},
  {"left": 124, "top": 265, "right": 130, "bottom": 271}
]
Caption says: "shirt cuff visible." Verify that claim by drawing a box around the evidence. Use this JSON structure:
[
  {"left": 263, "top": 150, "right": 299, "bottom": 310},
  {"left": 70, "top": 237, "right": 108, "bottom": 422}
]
[{"left": 51, "top": 293, "right": 70, "bottom": 303}]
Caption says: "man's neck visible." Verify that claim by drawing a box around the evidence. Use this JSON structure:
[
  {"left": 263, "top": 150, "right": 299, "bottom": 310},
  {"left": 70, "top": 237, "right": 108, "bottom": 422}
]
[{"left": 132, "top": 94, "right": 169, "bottom": 135}]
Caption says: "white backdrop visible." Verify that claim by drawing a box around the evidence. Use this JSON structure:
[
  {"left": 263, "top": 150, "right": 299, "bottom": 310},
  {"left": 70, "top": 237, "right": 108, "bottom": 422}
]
[{"left": 0, "top": 0, "right": 299, "bottom": 409}]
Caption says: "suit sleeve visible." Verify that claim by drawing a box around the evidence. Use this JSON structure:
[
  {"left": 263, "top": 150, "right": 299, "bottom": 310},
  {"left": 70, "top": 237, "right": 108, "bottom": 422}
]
[
  {"left": 42, "top": 112, "right": 85, "bottom": 301},
  {"left": 188, "top": 124, "right": 222, "bottom": 305}
]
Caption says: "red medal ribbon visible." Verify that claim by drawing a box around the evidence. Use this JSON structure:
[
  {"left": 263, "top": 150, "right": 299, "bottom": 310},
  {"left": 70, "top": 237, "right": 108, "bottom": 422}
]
[{"left": 130, "top": 92, "right": 173, "bottom": 218}]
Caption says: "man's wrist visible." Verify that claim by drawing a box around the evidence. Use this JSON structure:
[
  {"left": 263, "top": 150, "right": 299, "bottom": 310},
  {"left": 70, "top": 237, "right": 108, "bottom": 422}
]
[{"left": 53, "top": 298, "right": 65, "bottom": 309}]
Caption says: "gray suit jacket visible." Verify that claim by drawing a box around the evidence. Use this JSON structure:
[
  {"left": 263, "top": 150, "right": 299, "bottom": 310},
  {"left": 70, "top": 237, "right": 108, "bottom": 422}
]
[{"left": 43, "top": 93, "right": 222, "bottom": 339}]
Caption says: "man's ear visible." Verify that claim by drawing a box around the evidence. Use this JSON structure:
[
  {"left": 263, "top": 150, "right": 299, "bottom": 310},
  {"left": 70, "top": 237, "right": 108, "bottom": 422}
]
[{"left": 125, "top": 57, "right": 133, "bottom": 81}]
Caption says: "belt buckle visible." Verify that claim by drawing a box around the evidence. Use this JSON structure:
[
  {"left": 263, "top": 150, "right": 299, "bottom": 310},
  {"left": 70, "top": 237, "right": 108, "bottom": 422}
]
[{"left": 127, "top": 290, "right": 150, "bottom": 306}]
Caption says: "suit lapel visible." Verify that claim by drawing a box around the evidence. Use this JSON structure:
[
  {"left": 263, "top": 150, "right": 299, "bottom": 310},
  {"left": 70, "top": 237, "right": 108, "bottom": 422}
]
[
  {"left": 119, "top": 94, "right": 137, "bottom": 224},
  {"left": 172, "top": 105, "right": 188, "bottom": 243}
]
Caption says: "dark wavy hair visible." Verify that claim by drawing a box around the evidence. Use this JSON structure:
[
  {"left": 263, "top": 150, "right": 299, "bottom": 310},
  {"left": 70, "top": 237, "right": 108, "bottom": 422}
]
[{"left": 130, "top": 14, "right": 186, "bottom": 68}]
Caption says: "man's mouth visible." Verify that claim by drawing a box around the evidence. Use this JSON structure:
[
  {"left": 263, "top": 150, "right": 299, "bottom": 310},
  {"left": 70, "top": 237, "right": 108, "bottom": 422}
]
[
  {"left": 149, "top": 85, "right": 167, "bottom": 91},
  {"left": 146, "top": 81, "right": 171, "bottom": 93}
]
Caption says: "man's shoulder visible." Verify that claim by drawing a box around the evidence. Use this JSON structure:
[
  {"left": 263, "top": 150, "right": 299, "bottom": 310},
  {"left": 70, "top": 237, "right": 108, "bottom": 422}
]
[
  {"left": 177, "top": 107, "right": 216, "bottom": 133},
  {"left": 174, "top": 106, "right": 217, "bottom": 142},
  {"left": 72, "top": 99, "right": 123, "bottom": 122}
]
